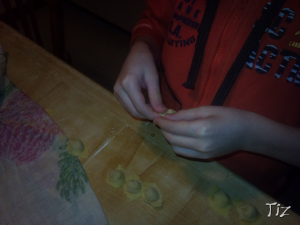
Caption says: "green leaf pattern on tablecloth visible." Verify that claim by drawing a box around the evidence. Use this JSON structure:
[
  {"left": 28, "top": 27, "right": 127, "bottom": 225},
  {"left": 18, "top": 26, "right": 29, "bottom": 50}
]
[{"left": 56, "top": 142, "right": 88, "bottom": 202}]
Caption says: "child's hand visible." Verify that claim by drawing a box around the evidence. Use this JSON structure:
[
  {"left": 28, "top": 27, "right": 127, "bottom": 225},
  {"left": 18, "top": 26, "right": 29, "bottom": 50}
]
[
  {"left": 114, "top": 38, "right": 167, "bottom": 120},
  {"left": 153, "top": 106, "right": 251, "bottom": 159}
]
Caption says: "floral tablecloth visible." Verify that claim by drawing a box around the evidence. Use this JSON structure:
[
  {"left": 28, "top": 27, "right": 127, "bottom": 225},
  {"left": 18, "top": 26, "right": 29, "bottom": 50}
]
[{"left": 0, "top": 50, "right": 108, "bottom": 224}]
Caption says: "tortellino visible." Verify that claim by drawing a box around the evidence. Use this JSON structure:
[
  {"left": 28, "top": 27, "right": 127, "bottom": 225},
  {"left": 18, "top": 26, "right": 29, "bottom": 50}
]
[
  {"left": 207, "top": 185, "right": 232, "bottom": 217},
  {"left": 106, "top": 165, "right": 126, "bottom": 189},
  {"left": 141, "top": 183, "right": 163, "bottom": 207},
  {"left": 159, "top": 109, "right": 176, "bottom": 118},
  {"left": 106, "top": 166, "right": 164, "bottom": 208},
  {"left": 66, "top": 138, "right": 89, "bottom": 158},
  {"left": 124, "top": 175, "right": 142, "bottom": 202},
  {"left": 234, "top": 200, "right": 263, "bottom": 225}
]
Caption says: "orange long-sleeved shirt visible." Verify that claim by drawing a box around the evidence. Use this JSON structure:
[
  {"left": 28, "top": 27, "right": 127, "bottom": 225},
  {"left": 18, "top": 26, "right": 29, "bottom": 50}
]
[{"left": 131, "top": 0, "right": 300, "bottom": 193}]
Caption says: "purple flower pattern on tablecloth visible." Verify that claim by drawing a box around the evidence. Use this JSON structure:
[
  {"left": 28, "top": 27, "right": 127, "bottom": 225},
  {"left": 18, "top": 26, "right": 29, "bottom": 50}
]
[{"left": 0, "top": 90, "right": 63, "bottom": 166}]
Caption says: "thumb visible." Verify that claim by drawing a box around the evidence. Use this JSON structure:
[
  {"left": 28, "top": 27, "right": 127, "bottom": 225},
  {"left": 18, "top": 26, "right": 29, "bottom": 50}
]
[{"left": 165, "top": 107, "right": 212, "bottom": 121}]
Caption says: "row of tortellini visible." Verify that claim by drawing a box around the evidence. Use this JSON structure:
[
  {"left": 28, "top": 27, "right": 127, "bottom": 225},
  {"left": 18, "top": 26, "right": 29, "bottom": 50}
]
[
  {"left": 106, "top": 165, "right": 163, "bottom": 208},
  {"left": 207, "top": 185, "right": 263, "bottom": 225}
]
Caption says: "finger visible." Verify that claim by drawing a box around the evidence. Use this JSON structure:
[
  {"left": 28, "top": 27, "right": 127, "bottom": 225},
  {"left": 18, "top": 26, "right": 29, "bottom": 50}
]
[
  {"left": 161, "top": 129, "right": 208, "bottom": 152},
  {"left": 154, "top": 117, "right": 207, "bottom": 138},
  {"left": 164, "top": 106, "right": 221, "bottom": 121},
  {"left": 123, "top": 77, "right": 159, "bottom": 119},
  {"left": 144, "top": 72, "right": 167, "bottom": 113},
  {"left": 172, "top": 145, "right": 213, "bottom": 159},
  {"left": 114, "top": 89, "right": 146, "bottom": 119}
]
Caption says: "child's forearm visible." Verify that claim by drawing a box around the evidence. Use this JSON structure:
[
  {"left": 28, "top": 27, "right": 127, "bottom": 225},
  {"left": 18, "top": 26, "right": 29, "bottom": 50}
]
[
  {"left": 132, "top": 35, "right": 161, "bottom": 66},
  {"left": 244, "top": 112, "right": 300, "bottom": 167}
]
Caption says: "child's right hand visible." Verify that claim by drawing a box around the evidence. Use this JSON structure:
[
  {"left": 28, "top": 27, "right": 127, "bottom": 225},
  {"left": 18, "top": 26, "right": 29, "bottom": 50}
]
[{"left": 113, "top": 37, "right": 167, "bottom": 120}]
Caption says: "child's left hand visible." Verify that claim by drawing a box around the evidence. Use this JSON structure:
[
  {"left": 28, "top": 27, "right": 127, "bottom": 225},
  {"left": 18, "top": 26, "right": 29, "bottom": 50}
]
[{"left": 153, "top": 106, "right": 252, "bottom": 159}]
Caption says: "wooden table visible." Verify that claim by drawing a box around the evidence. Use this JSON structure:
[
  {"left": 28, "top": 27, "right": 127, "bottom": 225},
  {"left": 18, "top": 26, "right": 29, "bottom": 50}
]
[{"left": 0, "top": 21, "right": 299, "bottom": 224}]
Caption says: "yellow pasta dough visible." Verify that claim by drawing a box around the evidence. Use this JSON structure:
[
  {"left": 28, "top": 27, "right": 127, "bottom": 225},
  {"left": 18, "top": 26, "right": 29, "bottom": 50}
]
[
  {"left": 66, "top": 138, "right": 89, "bottom": 158},
  {"left": 106, "top": 165, "right": 126, "bottom": 189},
  {"left": 159, "top": 109, "right": 176, "bottom": 118},
  {"left": 207, "top": 185, "right": 232, "bottom": 217},
  {"left": 124, "top": 175, "right": 142, "bottom": 202},
  {"left": 234, "top": 200, "right": 263, "bottom": 225},
  {"left": 106, "top": 165, "right": 164, "bottom": 208},
  {"left": 141, "top": 183, "right": 163, "bottom": 207}
]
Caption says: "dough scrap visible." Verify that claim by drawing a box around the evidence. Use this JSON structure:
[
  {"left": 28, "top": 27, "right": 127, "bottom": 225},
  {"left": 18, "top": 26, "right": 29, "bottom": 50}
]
[
  {"left": 159, "top": 109, "right": 176, "bottom": 118},
  {"left": 207, "top": 185, "right": 232, "bottom": 218},
  {"left": 141, "top": 183, "right": 163, "bottom": 207},
  {"left": 234, "top": 200, "right": 263, "bottom": 225},
  {"left": 106, "top": 165, "right": 126, "bottom": 189},
  {"left": 66, "top": 138, "right": 88, "bottom": 158},
  {"left": 124, "top": 175, "right": 142, "bottom": 202}
]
